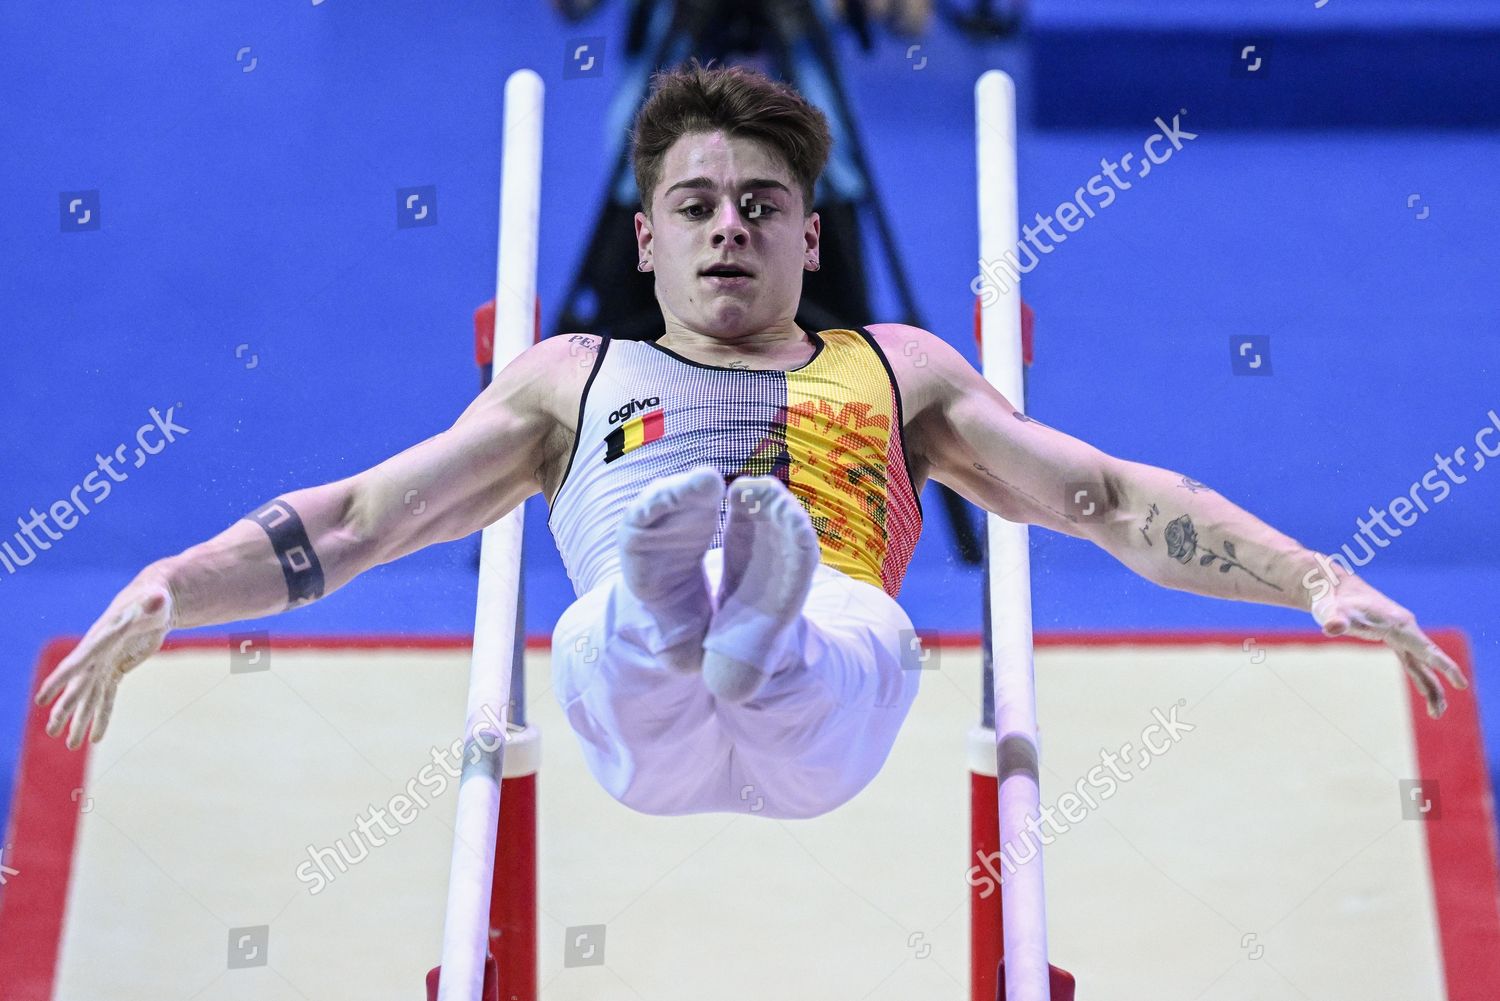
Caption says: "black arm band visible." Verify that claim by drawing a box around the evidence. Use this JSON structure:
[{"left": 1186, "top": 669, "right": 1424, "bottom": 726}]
[{"left": 244, "top": 499, "right": 326, "bottom": 606}]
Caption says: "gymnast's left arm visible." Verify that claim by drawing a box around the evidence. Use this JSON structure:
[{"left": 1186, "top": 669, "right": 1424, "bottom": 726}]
[{"left": 910, "top": 326, "right": 1468, "bottom": 718}]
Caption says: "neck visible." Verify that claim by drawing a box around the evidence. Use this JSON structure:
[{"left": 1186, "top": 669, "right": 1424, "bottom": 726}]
[{"left": 657, "top": 319, "right": 810, "bottom": 360}]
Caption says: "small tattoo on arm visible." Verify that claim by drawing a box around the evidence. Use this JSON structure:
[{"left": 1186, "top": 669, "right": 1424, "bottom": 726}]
[
  {"left": 1012, "top": 410, "right": 1055, "bottom": 431},
  {"left": 245, "top": 499, "right": 326, "bottom": 608},
  {"left": 565, "top": 334, "right": 598, "bottom": 354},
  {"left": 972, "top": 461, "right": 1079, "bottom": 524},
  {"left": 1177, "top": 475, "right": 1214, "bottom": 494},
  {"left": 1162, "top": 514, "right": 1281, "bottom": 591},
  {"left": 1138, "top": 502, "right": 1160, "bottom": 546}
]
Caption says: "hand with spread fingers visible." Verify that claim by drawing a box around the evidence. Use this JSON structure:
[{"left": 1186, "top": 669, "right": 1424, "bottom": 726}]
[
  {"left": 1310, "top": 572, "right": 1469, "bottom": 719},
  {"left": 34, "top": 574, "right": 176, "bottom": 749}
]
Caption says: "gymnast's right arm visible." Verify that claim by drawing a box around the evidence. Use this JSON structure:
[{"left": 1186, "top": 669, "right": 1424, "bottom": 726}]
[{"left": 34, "top": 337, "right": 561, "bottom": 749}]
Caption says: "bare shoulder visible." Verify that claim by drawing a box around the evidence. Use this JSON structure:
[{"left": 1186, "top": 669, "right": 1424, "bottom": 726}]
[
  {"left": 527, "top": 333, "right": 603, "bottom": 503},
  {"left": 863, "top": 322, "right": 979, "bottom": 486},
  {"left": 863, "top": 322, "right": 971, "bottom": 423},
  {"left": 526, "top": 333, "right": 601, "bottom": 422}
]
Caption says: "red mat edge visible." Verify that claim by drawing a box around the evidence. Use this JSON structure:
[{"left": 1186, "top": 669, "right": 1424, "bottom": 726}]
[{"left": 1, "top": 628, "right": 1494, "bottom": 1000}]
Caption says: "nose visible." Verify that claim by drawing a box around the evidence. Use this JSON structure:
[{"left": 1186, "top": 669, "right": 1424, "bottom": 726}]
[{"left": 711, "top": 198, "right": 750, "bottom": 247}]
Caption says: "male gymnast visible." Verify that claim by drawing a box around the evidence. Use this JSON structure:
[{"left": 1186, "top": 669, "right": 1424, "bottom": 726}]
[{"left": 35, "top": 60, "right": 1467, "bottom": 821}]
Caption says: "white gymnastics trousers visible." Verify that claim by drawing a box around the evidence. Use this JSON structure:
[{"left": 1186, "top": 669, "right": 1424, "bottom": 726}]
[{"left": 550, "top": 547, "right": 922, "bottom": 820}]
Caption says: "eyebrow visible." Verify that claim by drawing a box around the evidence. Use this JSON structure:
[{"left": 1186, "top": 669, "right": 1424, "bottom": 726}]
[{"left": 662, "top": 176, "right": 792, "bottom": 199}]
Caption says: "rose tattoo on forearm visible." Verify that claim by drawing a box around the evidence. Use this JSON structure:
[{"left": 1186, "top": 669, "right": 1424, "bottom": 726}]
[{"left": 1162, "top": 514, "right": 1281, "bottom": 591}]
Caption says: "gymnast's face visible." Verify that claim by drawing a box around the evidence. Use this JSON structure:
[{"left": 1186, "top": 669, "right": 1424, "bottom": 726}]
[{"left": 636, "top": 130, "right": 820, "bottom": 341}]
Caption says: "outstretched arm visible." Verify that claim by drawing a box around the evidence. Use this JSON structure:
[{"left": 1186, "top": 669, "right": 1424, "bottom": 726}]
[
  {"left": 35, "top": 335, "right": 564, "bottom": 747},
  {"left": 909, "top": 325, "right": 1468, "bottom": 717}
]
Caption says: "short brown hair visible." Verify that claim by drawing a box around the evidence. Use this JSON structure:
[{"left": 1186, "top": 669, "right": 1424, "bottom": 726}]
[{"left": 629, "top": 57, "right": 833, "bottom": 217}]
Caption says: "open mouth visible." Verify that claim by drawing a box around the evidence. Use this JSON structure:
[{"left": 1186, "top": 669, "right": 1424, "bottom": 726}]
[{"left": 700, "top": 266, "right": 754, "bottom": 280}]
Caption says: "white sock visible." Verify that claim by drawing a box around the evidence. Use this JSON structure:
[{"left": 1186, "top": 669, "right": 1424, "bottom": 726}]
[
  {"left": 615, "top": 465, "right": 726, "bottom": 671},
  {"left": 702, "top": 475, "right": 821, "bottom": 702}
]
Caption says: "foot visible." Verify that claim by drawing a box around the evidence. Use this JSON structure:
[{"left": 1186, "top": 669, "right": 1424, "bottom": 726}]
[
  {"left": 702, "top": 475, "right": 821, "bottom": 703},
  {"left": 616, "top": 465, "right": 726, "bottom": 673}
]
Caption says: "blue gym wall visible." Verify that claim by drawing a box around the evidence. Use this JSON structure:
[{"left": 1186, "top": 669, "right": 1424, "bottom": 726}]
[{"left": 2, "top": 2, "right": 1497, "bottom": 836}]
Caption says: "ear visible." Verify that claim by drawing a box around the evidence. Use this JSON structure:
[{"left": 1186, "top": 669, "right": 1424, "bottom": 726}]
[
  {"left": 804, "top": 211, "right": 820, "bottom": 256},
  {"left": 634, "top": 210, "right": 653, "bottom": 259}
]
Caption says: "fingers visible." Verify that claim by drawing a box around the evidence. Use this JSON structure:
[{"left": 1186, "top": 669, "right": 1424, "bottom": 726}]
[
  {"left": 67, "top": 678, "right": 104, "bottom": 750},
  {"left": 36, "top": 665, "right": 72, "bottom": 708},
  {"left": 1398, "top": 631, "right": 1467, "bottom": 686},
  {"left": 1391, "top": 623, "right": 1469, "bottom": 692},
  {"left": 1316, "top": 599, "right": 1388, "bottom": 640},
  {"left": 1385, "top": 618, "right": 1470, "bottom": 706},
  {"left": 1319, "top": 596, "right": 1469, "bottom": 720},
  {"left": 1315, "top": 607, "right": 1348, "bottom": 636},
  {"left": 49, "top": 668, "right": 121, "bottom": 748},
  {"left": 1430, "top": 646, "right": 1469, "bottom": 691},
  {"left": 90, "top": 680, "right": 120, "bottom": 745},
  {"left": 39, "top": 639, "right": 121, "bottom": 744},
  {"left": 1402, "top": 652, "right": 1446, "bottom": 719},
  {"left": 34, "top": 603, "right": 136, "bottom": 707},
  {"left": 51, "top": 667, "right": 98, "bottom": 734},
  {"left": 35, "top": 646, "right": 86, "bottom": 706},
  {"left": 35, "top": 584, "right": 175, "bottom": 751},
  {"left": 1313, "top": 593, "right": 1343, "bottom": 630},
  {"left": 46, "top": 677, "right": 86, "bottom": 738}
]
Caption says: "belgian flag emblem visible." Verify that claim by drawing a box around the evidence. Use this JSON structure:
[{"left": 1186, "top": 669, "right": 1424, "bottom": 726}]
[{"left": 604, "top": 408, "right": 665, "bottom": 463}]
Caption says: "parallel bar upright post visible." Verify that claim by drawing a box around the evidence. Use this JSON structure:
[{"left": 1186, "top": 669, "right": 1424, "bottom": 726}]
[
  {"left": 435, "top": 67, "right": 544, "bottom": 1001},
  {"left": 975, "top": 68, "right": 1052, "bottom": 1001}
]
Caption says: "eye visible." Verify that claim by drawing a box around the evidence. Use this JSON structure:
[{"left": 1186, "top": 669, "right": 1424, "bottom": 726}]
[
  {"left": 680, "top": 204, "right": 709, "bottom": 219},
  {"left": 738, "top": 196, "right": 774, "bottom": 217}
]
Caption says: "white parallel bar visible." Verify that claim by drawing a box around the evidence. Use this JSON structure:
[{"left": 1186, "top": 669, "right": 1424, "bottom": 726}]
[
  {"left": 976, "top": 68, "right": 1051, "bottom": 1001},
  {"left": 436, "top": 67, "right": 543, "bottom": 1001}
]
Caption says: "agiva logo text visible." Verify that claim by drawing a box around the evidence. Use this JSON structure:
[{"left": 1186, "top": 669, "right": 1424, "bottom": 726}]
[{"left": 608, "top": 396, "right": 662, "bottom": 425}]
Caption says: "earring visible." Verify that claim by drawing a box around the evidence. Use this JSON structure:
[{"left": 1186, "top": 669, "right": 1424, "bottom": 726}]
[
  {"left": 807, "top": 258, "right": 820, "bottom": 272},
  {"left": 638, "top": 260, "right": 650, "bottom": 272}
]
